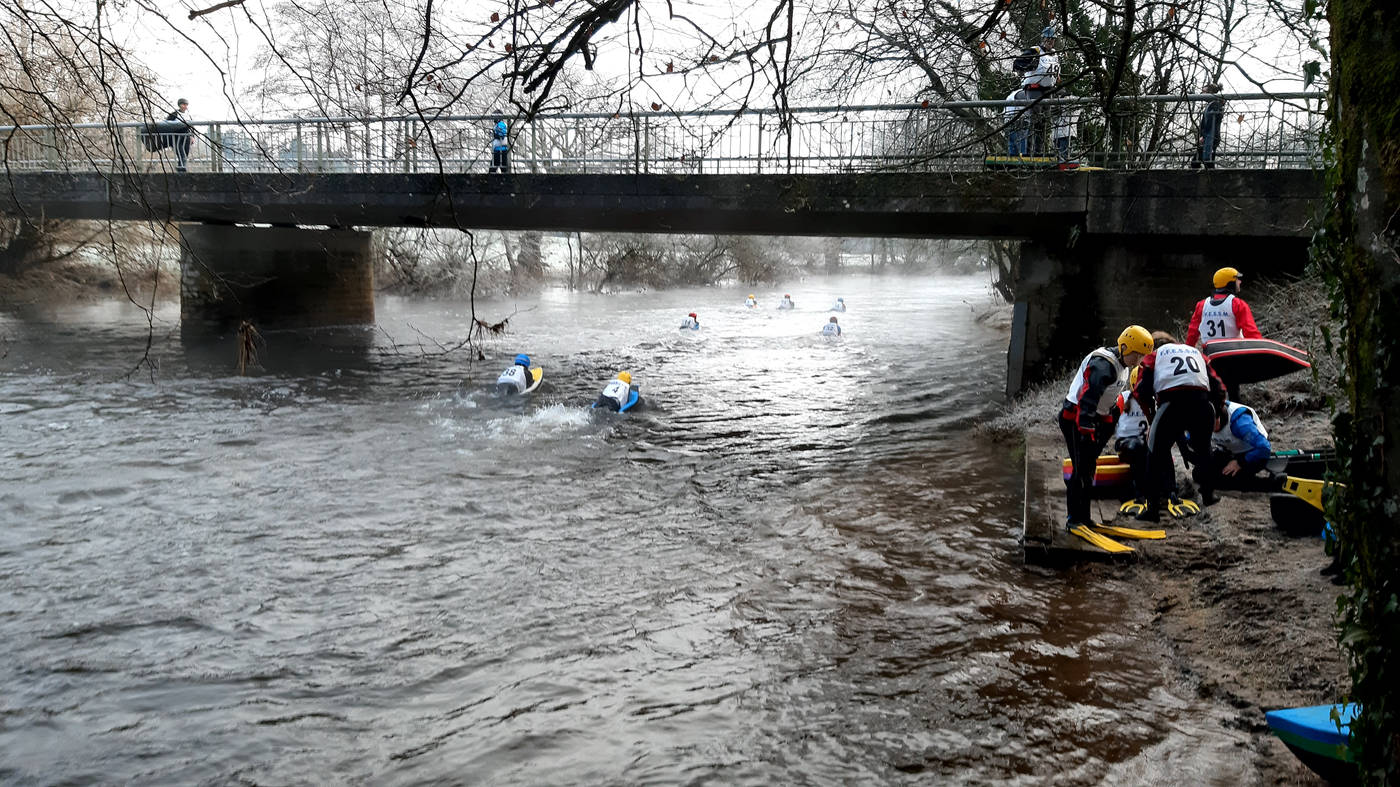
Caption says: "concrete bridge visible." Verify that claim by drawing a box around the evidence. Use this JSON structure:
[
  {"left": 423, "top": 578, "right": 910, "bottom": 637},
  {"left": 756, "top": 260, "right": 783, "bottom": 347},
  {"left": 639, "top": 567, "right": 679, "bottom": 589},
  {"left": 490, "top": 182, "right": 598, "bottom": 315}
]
[{"left": 0, "top": 95, "right": 1325, "bottom": 391}]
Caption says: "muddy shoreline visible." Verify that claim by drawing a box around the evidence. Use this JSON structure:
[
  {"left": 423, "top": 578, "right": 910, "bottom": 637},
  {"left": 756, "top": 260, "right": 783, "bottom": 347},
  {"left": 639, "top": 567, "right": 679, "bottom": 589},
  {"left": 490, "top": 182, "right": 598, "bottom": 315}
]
[{"left": 1023, "top": 404, "right": 1346, "bottom": 785}]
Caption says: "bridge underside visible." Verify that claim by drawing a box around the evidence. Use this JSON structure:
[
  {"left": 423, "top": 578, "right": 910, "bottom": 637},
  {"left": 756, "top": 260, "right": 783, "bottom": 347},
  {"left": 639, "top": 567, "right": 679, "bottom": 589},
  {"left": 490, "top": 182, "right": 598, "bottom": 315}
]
[{"left": 1, "top": 170, "right": 1322, "bottom": 390}]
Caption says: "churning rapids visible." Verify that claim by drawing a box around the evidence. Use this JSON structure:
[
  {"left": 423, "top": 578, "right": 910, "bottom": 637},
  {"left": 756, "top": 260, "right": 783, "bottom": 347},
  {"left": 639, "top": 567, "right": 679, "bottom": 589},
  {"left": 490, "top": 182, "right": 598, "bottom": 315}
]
[{"left": 1, "top": 274, "right": 1256, "bottom": 784}]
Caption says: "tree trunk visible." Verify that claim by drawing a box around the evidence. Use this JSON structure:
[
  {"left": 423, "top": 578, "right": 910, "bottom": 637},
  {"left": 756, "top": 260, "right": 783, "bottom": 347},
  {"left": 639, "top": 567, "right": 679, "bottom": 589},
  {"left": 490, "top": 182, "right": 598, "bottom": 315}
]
[{"left": 1322, "top": 0, "right": 1400, "bottom": 778}]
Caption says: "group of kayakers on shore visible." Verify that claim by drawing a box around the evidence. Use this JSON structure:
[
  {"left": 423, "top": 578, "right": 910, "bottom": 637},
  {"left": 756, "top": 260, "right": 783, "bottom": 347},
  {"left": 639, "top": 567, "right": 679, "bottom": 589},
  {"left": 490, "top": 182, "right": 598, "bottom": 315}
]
[
  {"left": 493, "top": 293, "right": 850, "bottom": 410},
  {"left": 1060, "top": 266, "right": 1274, "bottom": 528}
]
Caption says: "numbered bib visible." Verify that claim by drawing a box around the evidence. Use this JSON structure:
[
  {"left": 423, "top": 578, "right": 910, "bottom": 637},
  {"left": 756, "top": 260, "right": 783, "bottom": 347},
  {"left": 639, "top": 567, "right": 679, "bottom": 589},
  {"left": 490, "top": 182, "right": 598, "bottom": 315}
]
[
  {"left": 1200, "top": 294, "right": 1241, "bottom": 341},
  {"left": 1154, "top": 344, "right": 1209, "bottom": 392}
]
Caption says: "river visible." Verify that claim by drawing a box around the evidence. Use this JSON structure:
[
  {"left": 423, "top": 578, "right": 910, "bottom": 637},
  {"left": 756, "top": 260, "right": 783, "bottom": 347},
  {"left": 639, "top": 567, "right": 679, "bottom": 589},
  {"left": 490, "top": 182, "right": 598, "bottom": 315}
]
[{"left": 0, "top": 273, "right": 1255, "bottom": 784}]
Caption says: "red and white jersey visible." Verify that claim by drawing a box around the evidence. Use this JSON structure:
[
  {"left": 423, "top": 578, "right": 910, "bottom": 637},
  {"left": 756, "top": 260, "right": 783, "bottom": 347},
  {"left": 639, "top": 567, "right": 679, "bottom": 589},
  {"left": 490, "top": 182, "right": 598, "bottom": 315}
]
[
  {"left": 1199, "top": 294, "right": 1242, "bottom": 342},
  {"left": 1153, "top": 343, "right": 1210, "bottom": 392},
  {"left": 1064, "top": 347, "right": 1126, "bottom": 417}
]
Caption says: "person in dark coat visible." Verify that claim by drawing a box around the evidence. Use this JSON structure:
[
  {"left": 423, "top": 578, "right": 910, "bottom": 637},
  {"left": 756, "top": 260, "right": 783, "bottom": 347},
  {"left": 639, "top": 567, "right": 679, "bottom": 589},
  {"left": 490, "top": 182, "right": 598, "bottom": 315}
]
[
  {"left": 165, "top": 98, "right": 192, "bottom": 172},
  {"left": 1193, "top": 84, "right": 1224, "bottom": 169}
]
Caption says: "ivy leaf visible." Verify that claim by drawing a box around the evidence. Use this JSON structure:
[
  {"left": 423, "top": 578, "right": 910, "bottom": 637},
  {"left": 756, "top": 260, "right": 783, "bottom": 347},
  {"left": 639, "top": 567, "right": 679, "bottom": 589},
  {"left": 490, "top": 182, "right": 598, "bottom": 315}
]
[{"left": 1304, "top": 60, "right": 1322, "bottom": 89}]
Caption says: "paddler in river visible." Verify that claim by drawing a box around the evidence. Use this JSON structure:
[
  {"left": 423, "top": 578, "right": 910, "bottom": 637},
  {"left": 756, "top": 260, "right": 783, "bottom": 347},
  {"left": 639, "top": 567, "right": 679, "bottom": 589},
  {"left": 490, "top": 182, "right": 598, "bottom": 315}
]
[
  {"left": 1059, "top": 326, "right": 1151, "bottom": 530},
  {"left": 495, "top": 353, "right": 535, "bottom": 395},
  {"left": 1132, "top": 331, "right": 1228, "bottom": 521},
  {"left": 1186, "top": 267, "right": 1262, "bottom": 401},
  {"left": 593, "top": 371, "right": 640, "bottom": 412}
]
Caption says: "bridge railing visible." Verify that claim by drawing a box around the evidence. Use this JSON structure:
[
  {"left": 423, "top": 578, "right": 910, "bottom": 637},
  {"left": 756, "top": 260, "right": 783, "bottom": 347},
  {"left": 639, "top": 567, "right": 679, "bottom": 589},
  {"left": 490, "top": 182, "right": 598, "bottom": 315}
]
[{"left": 0, "top": 93, "right": 1324, "bottom": 175}]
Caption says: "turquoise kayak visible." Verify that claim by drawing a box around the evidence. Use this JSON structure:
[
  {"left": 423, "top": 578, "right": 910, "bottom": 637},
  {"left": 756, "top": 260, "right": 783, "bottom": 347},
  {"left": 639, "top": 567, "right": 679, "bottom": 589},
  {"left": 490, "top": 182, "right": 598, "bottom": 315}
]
[{"left": 1265, "top": 703, "right": 1359, "bottom": 785}]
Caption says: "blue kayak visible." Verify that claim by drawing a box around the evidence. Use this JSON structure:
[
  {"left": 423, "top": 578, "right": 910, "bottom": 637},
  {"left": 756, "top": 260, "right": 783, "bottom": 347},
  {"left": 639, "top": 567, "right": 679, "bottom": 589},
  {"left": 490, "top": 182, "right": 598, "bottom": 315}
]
[{"left": 1265, "top": 703, "right": 1359, "bottom": 784}]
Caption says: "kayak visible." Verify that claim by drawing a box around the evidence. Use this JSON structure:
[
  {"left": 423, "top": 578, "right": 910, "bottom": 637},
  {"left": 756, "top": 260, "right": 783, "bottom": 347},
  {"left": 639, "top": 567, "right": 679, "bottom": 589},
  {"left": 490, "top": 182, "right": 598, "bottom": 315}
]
[
  {"left": 1266, "top": 703, "right": 1359, "bottom": 785},
  {"left": 1202, "top": 338, "right": 1311, "bottom": 385},
  {"left": 1060, "top": 456, "right": 1132, "bottom": 487},
  {"left": 591, "top": 386, "right": 641, "bottom": 413}
]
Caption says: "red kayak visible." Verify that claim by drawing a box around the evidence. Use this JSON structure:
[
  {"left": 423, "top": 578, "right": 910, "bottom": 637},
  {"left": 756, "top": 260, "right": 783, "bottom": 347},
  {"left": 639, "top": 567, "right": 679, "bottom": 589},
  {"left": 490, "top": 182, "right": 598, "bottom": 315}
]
[{"left": 1203, "top": 338, "right": 1310, "bottom": 385}]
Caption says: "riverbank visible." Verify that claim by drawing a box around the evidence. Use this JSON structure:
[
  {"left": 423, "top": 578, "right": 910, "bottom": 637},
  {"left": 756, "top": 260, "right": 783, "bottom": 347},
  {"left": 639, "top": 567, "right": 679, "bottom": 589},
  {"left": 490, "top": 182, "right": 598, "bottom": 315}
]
[
  {"left": 0, "top": 259, "right": 174, "bottom": 306},
  {"left": 989, "top": 274, "right": 1349, "bottom": 784}
]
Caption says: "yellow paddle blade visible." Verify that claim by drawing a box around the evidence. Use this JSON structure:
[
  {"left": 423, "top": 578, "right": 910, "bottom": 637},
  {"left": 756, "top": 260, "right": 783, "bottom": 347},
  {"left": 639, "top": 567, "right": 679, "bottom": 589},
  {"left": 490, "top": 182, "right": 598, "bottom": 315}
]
[
  {"left": 1283, "top": 477, "right": 1339, "bottom": 512},
  {"left": 1092, "top": 524, "right": 1166, "bottom": 540},
  {"left": 1070, "top": 525, "right": 1135, "bottom": 553}
]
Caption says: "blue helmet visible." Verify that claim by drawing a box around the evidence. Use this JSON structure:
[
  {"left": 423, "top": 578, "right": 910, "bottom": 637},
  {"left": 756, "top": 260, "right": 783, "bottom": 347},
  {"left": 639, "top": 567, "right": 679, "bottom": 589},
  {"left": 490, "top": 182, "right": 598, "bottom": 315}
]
[
  {"left": 514, "top": 353, "right": 530, "bottom": 366},
  {"left": 1041, "top": 25, "right": 1057, "bottom": 39}
]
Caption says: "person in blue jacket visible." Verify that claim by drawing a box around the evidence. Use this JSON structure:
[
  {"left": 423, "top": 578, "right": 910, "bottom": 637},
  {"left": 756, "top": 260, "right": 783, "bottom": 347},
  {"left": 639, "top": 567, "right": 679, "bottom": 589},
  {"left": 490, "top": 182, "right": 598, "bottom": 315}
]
[
  {"left": 489, "top": 112, "right": 510, "bottom": 173},
  {"left": 1191, "top": 400, "right": 1281, "bottom": 498}
]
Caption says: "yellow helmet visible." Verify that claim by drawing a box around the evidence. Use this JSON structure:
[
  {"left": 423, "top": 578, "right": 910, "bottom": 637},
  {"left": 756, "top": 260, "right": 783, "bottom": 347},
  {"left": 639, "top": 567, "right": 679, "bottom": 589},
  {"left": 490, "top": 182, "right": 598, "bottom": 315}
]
[
  {"left": 1117, "top": 325, "right": 1152, "bottom": 357},
  {"left": 617, "top": 371, "right": 632, "bottom": 384},
  {"left": 1212, "top": 267, "right": 1242, "bottom": 289},
  {"left": 748, "top": 293, "right": 755, "bottom": 298},
  {"left": 1129, "top": 367, "right": 1141, "bottom": 387}
]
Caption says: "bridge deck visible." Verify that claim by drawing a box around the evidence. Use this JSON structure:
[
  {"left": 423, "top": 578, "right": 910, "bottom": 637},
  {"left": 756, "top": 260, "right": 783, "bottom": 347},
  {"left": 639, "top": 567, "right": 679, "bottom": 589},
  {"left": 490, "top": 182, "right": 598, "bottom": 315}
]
[{"left": 0, "top": 170, "right": 1321, "bottom": 239}]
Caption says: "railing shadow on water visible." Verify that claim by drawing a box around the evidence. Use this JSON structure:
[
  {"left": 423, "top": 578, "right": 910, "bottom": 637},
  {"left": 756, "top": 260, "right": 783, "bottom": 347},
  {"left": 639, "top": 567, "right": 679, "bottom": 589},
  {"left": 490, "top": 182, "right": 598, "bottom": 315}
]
[{"left": 0, "top": 93, "right": 1325, "bottom": 176}]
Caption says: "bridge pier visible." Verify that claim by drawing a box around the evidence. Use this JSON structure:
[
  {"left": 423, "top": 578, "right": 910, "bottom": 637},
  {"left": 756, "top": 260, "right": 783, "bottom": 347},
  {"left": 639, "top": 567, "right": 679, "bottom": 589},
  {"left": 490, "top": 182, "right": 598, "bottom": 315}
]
[
  {"left": 1007, "top": 234, "right": 1310, "bottom": 396},
  {"left": 179, "top": 225, "right": 375, "bottom": 337}
]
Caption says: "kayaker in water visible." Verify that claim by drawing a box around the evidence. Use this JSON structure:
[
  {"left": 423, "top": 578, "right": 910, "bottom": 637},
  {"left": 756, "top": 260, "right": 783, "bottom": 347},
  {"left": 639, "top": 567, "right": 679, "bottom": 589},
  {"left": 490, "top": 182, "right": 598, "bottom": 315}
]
[
  {"left": 593, "top": 371, "right": 638, "bottom": 412},
  {"left": 831, "top": 297, "right": 846, "bottom": 312},
  {"left": 779, "top": 294, "right": 795, "bottom": 310},
  {"left": 745, "top": 294, "right": 758, "bottom": 308},
  {"left": 1186, "top": 267, "right": 1262, "bottom": 347},
  {"left": 496, "top": 353, "right": 534, "bottom": 395},
  {"left": 1190, "top": 400, "right": 1282, "bottom": 494},
  {"left": 1131, "top": 331, "right": 1228, "bottom": 520},
  {"left": 680, "top": 312, "right": 699, "bottom": 330},
  {"left": 821, "top": 316, "right": 841, "bottom": 336},
  {"left": 1059, "top": 326, "right": 1151, "bottom": 530}
]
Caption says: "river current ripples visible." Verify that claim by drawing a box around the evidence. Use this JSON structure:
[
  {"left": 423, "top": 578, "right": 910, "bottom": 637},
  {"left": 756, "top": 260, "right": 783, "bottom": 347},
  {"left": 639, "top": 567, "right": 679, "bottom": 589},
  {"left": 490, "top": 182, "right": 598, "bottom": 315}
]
[{"left": 0, "top": 274, "right": 1255, "bottom": 784}]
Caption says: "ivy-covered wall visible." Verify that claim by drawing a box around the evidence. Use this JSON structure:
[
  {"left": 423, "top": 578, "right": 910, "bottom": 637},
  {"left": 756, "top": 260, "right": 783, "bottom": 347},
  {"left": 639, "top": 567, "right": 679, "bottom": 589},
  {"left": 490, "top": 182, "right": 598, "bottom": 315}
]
[{"left": 1320, "top": 0, "right": 1400, "bottom": 780}]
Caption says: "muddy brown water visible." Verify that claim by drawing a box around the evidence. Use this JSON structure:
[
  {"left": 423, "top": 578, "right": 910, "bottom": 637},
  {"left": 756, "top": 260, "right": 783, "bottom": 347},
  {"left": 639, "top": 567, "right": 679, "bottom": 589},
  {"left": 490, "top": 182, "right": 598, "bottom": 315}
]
[{"left": 0, "top": 275, "right": 1259, "bottom": 783}]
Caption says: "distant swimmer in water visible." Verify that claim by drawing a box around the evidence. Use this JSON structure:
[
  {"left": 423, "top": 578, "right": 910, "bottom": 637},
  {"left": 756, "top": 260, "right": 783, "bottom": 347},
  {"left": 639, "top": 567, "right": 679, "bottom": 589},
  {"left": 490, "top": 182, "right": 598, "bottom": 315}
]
[
  {"left": 745, "top": 293, "right": 758, "bottom": 308},
  {"left": 495, "top": 353, "right": 537, "bottom": 395},
  {"left": 831, "top": 297, "right": 846, "bottom": 312},
  {"left": 592, "top": 370, "right": 641, "bottom": 412},
  {"left": 778, "top": 294, "right": 795, "bottom": 310},
  {"left": 680, "top": 312, "right": 700, "bottom": 330},
  {"left": 821, "top": 316, "right": 842, "bottom": 336}
]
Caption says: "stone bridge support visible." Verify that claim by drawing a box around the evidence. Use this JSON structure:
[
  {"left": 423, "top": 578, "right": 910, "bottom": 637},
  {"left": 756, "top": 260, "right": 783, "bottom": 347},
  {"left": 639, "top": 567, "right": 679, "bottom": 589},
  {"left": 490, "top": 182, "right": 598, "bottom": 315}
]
[
  {"left": 1007, "top": 233, "right": 1311, "bottom": 395},
  {"left": 179, "top": 225, "right": 375, "bottom": 338}
]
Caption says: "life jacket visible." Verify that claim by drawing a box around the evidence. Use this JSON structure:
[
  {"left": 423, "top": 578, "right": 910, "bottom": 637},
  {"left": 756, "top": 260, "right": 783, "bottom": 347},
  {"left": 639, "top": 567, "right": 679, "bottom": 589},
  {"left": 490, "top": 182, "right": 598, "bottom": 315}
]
[
  {"left": 1063, "top": 347, "right": 1126, "bottom": 417},
  {"left": 1115, "top": 392, "right": 1149, "bottom": 440},
  {"left": 745, "top": 297, "right": 757, "bottom": 307},
  {"left": 680, "top": 318, "right": 698, "bottom": 330},
  {"left": 1021, "top": 51, "right": 1061, "bottom": 89},
  {"left": 1199, "top": 294, "right": 1242, "bottom": 342},
  {"left": 831, "top": 301, "right": 846, "bottom": 312},
  {"left": 1212, "top": 402, "right": 1269, "bottom": 455},
  {"left": 600, "top": 379, "right": 630, "bottom": 409},
  {"left": 1153, "top": 343, "right": 1210, "bottom": 393},
  {"left": 492, "top": 121, "right": 509, "bottom": 151},
  {"left": 496, "top": 364, "right": 528, "bottom": 393},
  {"left": 821, "top": 323, "right": 841, "bottom": 336}
]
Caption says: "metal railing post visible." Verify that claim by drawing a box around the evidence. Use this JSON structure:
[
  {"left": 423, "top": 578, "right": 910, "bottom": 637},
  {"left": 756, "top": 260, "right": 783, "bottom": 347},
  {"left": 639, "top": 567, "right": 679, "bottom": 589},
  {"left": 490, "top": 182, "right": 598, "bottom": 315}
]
[
  {"left": 756, "top": 116, "right": 763, "bottom": 174},
  {"left": 316, "top": 125, "right": 324, "bottom": 171},
  {"left": 295, "top": 123, "right": 304, "bottom": 172},
  {"left": 211, "top": 124, "right": 222, "bottom": 173},
  {"left": 633, "top": 115, "right": 641, "bottom": 174}
]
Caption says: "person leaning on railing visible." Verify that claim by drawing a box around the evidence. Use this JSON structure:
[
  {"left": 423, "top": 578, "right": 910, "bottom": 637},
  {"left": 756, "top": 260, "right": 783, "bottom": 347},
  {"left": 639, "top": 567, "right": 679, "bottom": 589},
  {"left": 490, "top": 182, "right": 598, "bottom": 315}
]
[
  {"left": 165, "top": 98, "right": 192, "bottom": 172},
  {"left": 1193, "top": 84, "right": 1225, "bottom": 169}
]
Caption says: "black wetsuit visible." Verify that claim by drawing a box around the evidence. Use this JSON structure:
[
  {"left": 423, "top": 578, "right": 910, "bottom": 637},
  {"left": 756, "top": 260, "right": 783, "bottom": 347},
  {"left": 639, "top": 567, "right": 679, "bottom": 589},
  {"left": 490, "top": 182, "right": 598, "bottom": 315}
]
[
  {"left": 1058, "top": 351, "right": 1120, "bottom": 526},
  {"left": 1135, "top": 353, "right": 1227, "bottom": 512}
]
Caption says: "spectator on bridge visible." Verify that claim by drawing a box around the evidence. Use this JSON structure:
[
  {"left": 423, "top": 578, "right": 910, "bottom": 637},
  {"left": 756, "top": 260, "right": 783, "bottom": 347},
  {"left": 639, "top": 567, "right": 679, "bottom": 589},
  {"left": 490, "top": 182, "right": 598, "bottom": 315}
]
[
  {"left": 165, "top": 98, "right": 192, "bottom": 172},
  {"left": 1052, "top": 106, "right": 1080, "bottom": 162},
  {"left": 1059, "top": 326, "right": 1149, "bottom": 530},
  {"left": 1193, "top": 83, "right": 1225, "bottom": 169},
  {"left": 1003, "top": 89, "right": 1030, "bottom": 157},
  {"left": 489, "top": 112, "right": 511, "bottom": 173},
  {"left": 1019, "top": 26, "right": 1061, "bottom": 155}
]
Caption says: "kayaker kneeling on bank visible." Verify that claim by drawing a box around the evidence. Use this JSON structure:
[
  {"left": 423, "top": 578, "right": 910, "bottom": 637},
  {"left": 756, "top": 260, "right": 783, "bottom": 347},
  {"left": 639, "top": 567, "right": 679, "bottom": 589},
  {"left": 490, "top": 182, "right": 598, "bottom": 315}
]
[
  {"left": 1059, "top": 326, "right": 1151, "bottom": 530},
  {"left": 1189, "top": 400, "right": 1284, "bottom": 494}
]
